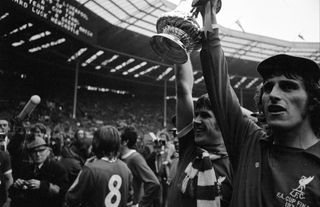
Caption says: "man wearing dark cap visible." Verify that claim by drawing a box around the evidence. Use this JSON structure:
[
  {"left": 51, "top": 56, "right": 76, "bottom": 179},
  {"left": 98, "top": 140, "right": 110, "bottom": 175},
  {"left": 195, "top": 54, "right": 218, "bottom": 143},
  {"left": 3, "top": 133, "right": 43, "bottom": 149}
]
[
  {"left": 10, "top": 136, "right": 68, "bottom": 207},
  {"left": 199, "top": 0, "right": 320, "bottom": 206}
]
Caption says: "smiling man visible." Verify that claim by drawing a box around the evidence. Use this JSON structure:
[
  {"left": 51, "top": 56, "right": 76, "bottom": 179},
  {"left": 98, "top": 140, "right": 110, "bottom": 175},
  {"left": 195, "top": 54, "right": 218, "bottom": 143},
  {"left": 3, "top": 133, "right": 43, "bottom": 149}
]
[
  {"left": 167, "top": 51, "right": 233, "bottom": 207},
  {"left": 199, "top": 0, "right": 320, "bottom": 206}
]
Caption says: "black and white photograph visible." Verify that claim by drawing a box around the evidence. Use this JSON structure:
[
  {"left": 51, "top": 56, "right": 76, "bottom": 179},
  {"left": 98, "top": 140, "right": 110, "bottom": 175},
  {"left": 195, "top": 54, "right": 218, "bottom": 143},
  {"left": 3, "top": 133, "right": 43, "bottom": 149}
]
[{"left": 0, "top": 0, "right": 319, "bottom": 207}]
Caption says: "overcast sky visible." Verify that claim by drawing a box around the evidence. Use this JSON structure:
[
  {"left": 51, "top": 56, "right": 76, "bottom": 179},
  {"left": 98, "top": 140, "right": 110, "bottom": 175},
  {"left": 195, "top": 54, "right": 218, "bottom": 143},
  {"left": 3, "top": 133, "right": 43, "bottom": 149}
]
[{"left": 167, "top": 0, "right": 320, "bottom": 42}]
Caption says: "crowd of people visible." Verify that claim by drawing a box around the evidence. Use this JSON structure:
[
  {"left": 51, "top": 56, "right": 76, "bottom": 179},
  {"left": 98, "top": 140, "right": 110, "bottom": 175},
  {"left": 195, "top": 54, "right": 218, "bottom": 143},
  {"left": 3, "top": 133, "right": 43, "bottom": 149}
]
[
  {"left": 0, "top": 116, "right": 178, "bottom": 207},
  {"left": 0, "top": 91, "right": 175, "bottom": 137},
  {"left": 1, "top": 0, "right": 319, "bottom": 207}
]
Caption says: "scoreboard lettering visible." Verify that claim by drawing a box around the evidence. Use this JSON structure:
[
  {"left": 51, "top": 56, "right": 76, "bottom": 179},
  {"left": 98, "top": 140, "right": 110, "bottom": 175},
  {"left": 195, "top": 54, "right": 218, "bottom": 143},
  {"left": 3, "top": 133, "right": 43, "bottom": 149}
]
[{"left": 9, "top": 0, "right": 97, "bottom": 44}]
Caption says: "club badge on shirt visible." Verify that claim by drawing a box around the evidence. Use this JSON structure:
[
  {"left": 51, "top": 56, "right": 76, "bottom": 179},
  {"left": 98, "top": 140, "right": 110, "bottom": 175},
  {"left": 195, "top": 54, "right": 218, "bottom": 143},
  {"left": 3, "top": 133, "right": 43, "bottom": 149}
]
[
  {"left": 276, "top": 175, "right": 315, "bottom": 207},
  {"left": 289, "top": 176, "right": 314, "bottom": 200}
]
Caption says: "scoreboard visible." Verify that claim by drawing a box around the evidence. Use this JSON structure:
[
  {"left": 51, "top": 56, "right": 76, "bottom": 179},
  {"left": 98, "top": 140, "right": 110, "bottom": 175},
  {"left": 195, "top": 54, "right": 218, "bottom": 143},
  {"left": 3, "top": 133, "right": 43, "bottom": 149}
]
[{"left": 7, "top": 0, "right": 98, "bottom": 44}]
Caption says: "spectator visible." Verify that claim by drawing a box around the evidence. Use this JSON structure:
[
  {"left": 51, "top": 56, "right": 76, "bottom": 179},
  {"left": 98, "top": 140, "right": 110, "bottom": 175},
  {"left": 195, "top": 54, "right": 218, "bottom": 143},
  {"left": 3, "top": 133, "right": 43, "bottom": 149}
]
[
  {"left": 158, "top": 131, "right": 175, "bottom": 167},
  {"left": 10, "top": 136, "right": 69, "bottom": 207},
  {"left": 157, "top": 130, "right": 175, "bottom": 207},
  {"left": 65, "top": 125, "right": 133, "bottom": 207},
  {"left": 0, "top": 149, "right": 13, "bottom": 207},
  {"left": 30, "top": 123, "right": 47, "bottom": 141},
  {"left": 199, "top": 1, "right": 320, "bottom": 206},
  {"left": 60, "top": 137, "right": 92, "bottom": 186},
  {"left": 146, "top": 139, "right": 163, "bottom": 177},
  {"left": 166, "top": 138, "right": 178, "bottom": 187},
  {"left": 74, "top": 128, "right": 85, "bottom": 141},
  {"left": 120, "top": 126, "right": 161, "bottom": 207},
  {"left": 0, "top": 119, "right": 10, "bottom": 152},
  {"left": 7, "top": 124, "right": 28, "bottom": 179},
  {"left": 167, "top": 116, "right": 179, "bottom": 187},
  {"left": 49, "top": 135, "right": 63, "bottom": 161}
]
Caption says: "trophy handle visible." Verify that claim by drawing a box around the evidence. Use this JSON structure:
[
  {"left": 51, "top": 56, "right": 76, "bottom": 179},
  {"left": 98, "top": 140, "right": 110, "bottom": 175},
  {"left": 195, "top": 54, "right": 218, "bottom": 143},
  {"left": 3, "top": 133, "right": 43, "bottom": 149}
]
[{"left": 191, "top": 0, "right": 222, "bottom": 16}]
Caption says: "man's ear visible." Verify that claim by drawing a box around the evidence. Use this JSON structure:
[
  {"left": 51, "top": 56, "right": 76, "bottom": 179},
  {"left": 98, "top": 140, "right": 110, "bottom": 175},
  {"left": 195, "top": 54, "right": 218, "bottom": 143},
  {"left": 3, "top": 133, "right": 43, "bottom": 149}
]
[
  {"left": 308, "top": 97, "right": 320, "bottom": 113},
  {"left": 121, "top": 140, "right": 128, "bottom": 146}
]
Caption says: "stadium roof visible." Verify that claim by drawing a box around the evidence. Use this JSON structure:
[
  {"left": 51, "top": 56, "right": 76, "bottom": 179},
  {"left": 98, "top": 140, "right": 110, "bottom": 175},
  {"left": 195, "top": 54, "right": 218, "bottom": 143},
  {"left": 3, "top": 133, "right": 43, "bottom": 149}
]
[
  {"left": 0, "top": 0, "right": 319, "bottom": 103},
  {"left": 74, "top": 0, "right": 319, "bottom": 64}
]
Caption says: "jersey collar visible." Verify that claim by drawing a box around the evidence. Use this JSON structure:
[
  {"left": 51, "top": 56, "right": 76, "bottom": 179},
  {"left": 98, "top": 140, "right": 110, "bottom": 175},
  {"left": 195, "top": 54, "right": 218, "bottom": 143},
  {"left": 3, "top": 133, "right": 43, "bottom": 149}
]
[
  {"left": 121, "top": 149, "right": 136, "bottom": 159},
  {"left": 261, "top": 135, "right": 320, "bottom": 159}
]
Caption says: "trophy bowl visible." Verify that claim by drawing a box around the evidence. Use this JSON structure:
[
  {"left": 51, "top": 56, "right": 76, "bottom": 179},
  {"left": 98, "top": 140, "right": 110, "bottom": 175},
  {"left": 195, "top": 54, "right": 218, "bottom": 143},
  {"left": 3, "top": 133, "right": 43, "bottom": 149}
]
[
  {"left": 150, "top": 0, "right": 221, "bottom": 64},
  {"left": 150, "top": 12, "right": 202, "bottom": 64}
]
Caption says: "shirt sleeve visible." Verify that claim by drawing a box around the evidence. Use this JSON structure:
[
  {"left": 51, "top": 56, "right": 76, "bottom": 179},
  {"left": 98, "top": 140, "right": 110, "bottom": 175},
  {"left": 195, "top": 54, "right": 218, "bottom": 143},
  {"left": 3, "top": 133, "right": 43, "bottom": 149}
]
[
  {"left": 54, "top": 162, "right": 70, "bottom": 197},
  {"left": 131, "top": 153, "right": 160, "bottom": 207},
  {"left": 1, "top": 151, "right": 12, "bottom": 175},
  {"left": 65, "top": 166, "right": 93, "bottom": 206},
  {"left": 200, "top": 29, "right": 264, "bottom": 169}
]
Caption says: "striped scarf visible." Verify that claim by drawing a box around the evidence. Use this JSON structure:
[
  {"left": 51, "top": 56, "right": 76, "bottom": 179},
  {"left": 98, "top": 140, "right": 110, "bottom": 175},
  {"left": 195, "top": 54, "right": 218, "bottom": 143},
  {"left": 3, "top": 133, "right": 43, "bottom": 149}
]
[{"left": 181, "top": 147, "right": 225, "bottom": 207}]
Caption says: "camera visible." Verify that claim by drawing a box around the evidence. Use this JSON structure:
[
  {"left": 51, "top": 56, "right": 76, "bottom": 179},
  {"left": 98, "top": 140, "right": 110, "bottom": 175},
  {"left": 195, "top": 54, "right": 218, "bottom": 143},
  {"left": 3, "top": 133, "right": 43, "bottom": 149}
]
[
  {"left": 0, "top": 132, "right": 7, "bottom": 151},
  {"left": 0, "top": 132, "right": 6, "bottom": 140},
  {"left": 154, "top": 139, "right": 166, "bottom": 147},
  {"left": 21, "top": 180, "right": 32, "bottom": 190}
]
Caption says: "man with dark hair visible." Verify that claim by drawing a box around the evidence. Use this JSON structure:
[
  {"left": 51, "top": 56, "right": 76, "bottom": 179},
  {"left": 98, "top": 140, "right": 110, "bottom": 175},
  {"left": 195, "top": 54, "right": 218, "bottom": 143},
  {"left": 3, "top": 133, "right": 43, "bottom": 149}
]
[
  {"left": 166, "top": 2, "right": 235, "bottom": 198},
  {"left": 199, "top": 1, "right": 320, "bottom": 206},
  {"left": 30, "top": 123, "right": 47, "bottom": 140},
  {"left": 167, "top": 50, "right": 233, "bottom": 207},
  {"left": 60, "top": 137, "right": 92, "bottom": 186},
  {"left": 120, "top": 126, "right": 161, "bottom": 207},
  {"left": 0, "top": 148, "right": 13, "bottom": 207},
  {"left": 74, "top": 128, "right": 85, "bottom": 141},
  {"left": 10, "top": 136, "right": 68, "bottom": 207},
  {"left": 65, "top": 125, "right": 133, "bottom": 207}
]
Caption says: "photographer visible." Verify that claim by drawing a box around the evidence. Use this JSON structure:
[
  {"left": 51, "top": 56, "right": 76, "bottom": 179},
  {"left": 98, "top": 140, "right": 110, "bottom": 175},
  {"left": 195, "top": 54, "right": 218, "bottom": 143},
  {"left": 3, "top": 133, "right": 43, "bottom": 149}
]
[
  {"left": 9, "top": 136, "right": 68, "bottom": 207},
  {"left": 167, "top": 117, "right": 179, "bottom": 188},
  {"left": 0, "top": 119, "right": 13, "bottom": 207},
  {"left": 158, "top": 131, "right": 175, "bottom": 169},
  {"left": 0, "top": 119, "right": 10, "bottom": 152}
]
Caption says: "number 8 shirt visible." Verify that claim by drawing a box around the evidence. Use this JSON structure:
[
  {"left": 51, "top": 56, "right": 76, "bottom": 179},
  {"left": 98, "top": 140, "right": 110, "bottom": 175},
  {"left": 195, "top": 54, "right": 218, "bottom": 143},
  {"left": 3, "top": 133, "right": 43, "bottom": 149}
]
[{"left": 65, "top": 158, "right": 133, "bottom": 207}]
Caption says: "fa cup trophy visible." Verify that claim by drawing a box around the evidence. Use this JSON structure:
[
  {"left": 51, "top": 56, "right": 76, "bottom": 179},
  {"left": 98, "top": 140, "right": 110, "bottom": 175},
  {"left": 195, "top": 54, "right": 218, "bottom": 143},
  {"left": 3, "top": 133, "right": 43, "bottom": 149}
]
[{"left": 150, "top": 0, "right": 221, "bottom": 64}]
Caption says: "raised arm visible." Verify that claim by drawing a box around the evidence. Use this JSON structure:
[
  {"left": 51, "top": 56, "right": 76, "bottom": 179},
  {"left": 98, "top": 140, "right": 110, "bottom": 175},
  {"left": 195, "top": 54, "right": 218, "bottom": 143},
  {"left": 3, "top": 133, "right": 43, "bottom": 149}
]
[
  {"left": 174, "top": 54, "right": 194, "bottom": 132},
  {"left": 199, "top": 0, "right": 262, "bottom": 167}
]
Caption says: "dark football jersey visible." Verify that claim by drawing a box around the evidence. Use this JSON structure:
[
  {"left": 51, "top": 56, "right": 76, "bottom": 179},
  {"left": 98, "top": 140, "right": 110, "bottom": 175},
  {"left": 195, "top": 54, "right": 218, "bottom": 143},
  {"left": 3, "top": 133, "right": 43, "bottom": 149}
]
[{"left": 66, "top": 158, "right": 133, "bottom": 207}]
